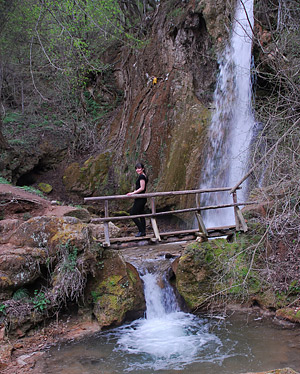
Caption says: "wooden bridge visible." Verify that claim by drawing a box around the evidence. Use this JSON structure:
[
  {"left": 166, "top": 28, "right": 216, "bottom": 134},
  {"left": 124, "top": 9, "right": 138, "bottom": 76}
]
[{"left": 84, "top": 186, "right": 256, "bottom": 247}]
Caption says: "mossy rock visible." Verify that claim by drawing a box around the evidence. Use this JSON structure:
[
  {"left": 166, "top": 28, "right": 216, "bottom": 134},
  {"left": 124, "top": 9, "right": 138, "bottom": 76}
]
[
  {"left": 86, "top": 250, "right": 145, "bottom": 327},
  {"left": 37, "top": 183, "right": 52, "bottom": 194},
  {"left": 175, "top": 243, "right": 214, "bottom": 310},
  {"left": 276, "top": 308, "right": 300, "bottom": 323},
  {"left": 63, "top": 152, "right": 113, "bottom": 196},
  {"left": 175, "top": 235, "right": 268, "bottom": 311},
  {"left": 63, "top": 208, "right": 91, "bottom": 223},
  {"left": 243, "top": 369, "right": 300, "bottom": 374}
]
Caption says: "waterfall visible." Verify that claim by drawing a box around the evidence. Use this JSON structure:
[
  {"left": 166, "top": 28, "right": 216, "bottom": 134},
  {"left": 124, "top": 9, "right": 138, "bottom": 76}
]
[
  {"left": 115, "top": 261, "right": 222, "bottom": 371},
  {"left": 142, "top": 270, "right": 179, "bottom": 319},
  {"left": 200, "top": 0, "right": 256, "bottom": 227}
]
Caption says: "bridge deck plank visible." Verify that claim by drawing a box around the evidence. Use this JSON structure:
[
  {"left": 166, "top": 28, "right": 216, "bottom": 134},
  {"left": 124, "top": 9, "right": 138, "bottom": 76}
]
[{"left": 103, "top": 225, "right": 237, "bottom": 246}]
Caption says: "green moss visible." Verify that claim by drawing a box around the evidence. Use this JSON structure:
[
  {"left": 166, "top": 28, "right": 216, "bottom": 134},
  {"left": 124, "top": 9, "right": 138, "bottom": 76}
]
[
  {"left": 127, "top": 268, "right": 138, "bottom": 285},
  {"left": 156, "top": 101, "right": 211, "bottom": 205},
  {"left": 99, "top": 294, "right": 119, "bottom": 310},
  {"left": 96, "top": 275, "right": 123, "bottom": 295},
  {"left": 277, "top": 308, "right": 300, "bottom": 323},
  {"left": 63, "top": 152, "right": 113, "bottom": 195},
  {"left": 38, "top": 183, "right": 52, "bottom": 194},
  {"left": 176, "top": 229, "right": 272, "bottom": 310}
]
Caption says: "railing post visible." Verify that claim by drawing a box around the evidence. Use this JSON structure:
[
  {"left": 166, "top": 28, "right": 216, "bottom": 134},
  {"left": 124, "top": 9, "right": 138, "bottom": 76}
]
[
  {"left": 232, "top": 191, "right": 248, "bottom": 232},
  {"left": 103, "top": 199, "right": 111, "bottom": 247},
  {"left": 232, "top": 192, "right": 240, "bottom": 231},
  {"left": 195, "top": 193, "right": 208, "bottom": 239},
  {"left": 150, "top": 197, "right": 161, "bottom": 241}
]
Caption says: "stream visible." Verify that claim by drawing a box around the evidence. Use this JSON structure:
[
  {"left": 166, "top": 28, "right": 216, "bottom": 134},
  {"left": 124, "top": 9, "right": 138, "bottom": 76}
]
[{"left": 42, "top": 248, "right": 300, "bottom": 374}]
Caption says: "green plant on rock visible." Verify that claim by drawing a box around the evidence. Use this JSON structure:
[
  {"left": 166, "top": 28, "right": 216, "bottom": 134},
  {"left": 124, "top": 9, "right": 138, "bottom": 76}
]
[
  {"left": 0, "top": 176, "right": 10, "bottom": 184},
  {"left": 51, "top": 240, "right": 87, "bottom": 306},
  {"left": 32, "top": 290, "right": 51, "bottom": 312},
  {"left": 182, "top": 230, "right": 267, "bottom": 307},
  {"left": 62, "top": 246, "right": 78, "bottom": 272},
  {"left": 0, "top": 303, "right": 6, "bottom": 315},
  {"left": 19, "top": 185, "right": 45, "bottom": 197},
  {"left": 121, "top": 280, "right": 129, "bottom": 288},
  {"left": 91, "top": 290, "right": 101, "bottom": 303},
  {"left": 288, "top": 280, "right": 300, "bottom": 295},
  {"left": 23, "top": 212, "right": 32, "bottom": 221}
]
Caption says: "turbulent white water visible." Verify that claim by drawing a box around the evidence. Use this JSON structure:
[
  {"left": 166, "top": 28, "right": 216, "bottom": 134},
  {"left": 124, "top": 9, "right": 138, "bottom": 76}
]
[
  {"left": 44, "top": 257, "right": 300, "bottom": 373},
  {"left": 114, "top": 267, "right": 224, "bottom": 371},
  {"left": 200, "top": 0, "right": 256, "bottom": 227}
]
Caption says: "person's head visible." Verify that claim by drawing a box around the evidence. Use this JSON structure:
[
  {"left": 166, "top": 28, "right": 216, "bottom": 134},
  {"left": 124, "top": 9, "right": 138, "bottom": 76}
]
[{"left": 135, "top": 162, "right": 145, "bottom": 175}]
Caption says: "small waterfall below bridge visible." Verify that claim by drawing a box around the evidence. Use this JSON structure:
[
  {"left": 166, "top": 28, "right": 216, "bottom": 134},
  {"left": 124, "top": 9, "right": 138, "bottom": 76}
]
[
  {"left": 200, "top": 0, "right": 256, "bottom": 227},
  {"left": 114, "top": 261, "right": 223, "bottom": 371},
  {"left": 43, "top": 253, "right": 300, "bottom": 373}
]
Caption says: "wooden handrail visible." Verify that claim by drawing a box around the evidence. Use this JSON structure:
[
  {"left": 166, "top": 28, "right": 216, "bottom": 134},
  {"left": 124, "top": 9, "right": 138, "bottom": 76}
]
[
  {"left": 83, "top": 187, "right": 249, "bottom": 247},
  {"left": 83, "top": 186, "right": 239, "bottom": 202},
  {"left": 90, "top": 201, "right": 258, "bottom": 222}
]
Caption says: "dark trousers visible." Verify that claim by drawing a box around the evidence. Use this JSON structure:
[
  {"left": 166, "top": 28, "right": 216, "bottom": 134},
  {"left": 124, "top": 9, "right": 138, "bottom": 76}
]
[{"left": 130, "top": 198, "right": 146, "bottom": 233}]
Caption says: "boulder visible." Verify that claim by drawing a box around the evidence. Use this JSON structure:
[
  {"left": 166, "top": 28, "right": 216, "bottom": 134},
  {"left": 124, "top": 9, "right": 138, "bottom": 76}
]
[
  {"left": 37, "top": 183, "right": 52, "bottom": 194},
  {"left": 86, "top": 249, "right": 145, "bottom": 327},
  {"left": 0, "top": 216, "right": 93, "bottom": 297},
  {"left": 63, "top": 208, "right": 91, "bottom": 223},
  {"left": 0, "top": 219, "right": 21, "bottom": 244},
  {"left": 174, "top": 245, "right": 214, "bottom": 310},
  {"left": 88, "top": 222, "right": 121, "bottom": 240},
  {"left": 9, "top": 216, "right": 88, "bottom": 255},
  {"left": 0, "top": 244, "right": 46, "bottom": 294},
  {"left": 63, "top": 152, "right": 112, "bottom": 196}
]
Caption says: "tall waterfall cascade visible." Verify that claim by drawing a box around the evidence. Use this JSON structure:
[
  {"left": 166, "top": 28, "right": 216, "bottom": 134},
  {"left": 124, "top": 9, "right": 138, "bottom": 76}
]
[{"left": 200, "top": 0, "right": 256, "bottom": 227}]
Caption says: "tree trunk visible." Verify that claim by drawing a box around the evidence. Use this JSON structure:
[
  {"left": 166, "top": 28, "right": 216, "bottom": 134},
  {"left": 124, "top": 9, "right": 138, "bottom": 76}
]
[{"left": 0, "top": 116, "right": 10, "bottom": 150}]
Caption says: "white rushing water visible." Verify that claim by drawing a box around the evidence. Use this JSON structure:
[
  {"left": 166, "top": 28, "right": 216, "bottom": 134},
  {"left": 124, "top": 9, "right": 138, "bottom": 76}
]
[
  {"left": 114, "top": 266, "right": 224, "bottom": 371},
  {"left": 200, "top": 0, "right": 256, "bottom": 227},
  {"left": 44, "top": 259, "right": 300, "bottom": 373}
]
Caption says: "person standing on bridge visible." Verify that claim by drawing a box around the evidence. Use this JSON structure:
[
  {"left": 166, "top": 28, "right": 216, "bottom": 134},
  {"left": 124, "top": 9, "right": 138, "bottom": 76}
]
[{"left": 127, "top": 162, "right": 148, "bottom": 237}]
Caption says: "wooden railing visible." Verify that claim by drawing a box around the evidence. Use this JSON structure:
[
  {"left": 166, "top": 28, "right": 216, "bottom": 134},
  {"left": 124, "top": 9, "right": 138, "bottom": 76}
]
[{"left": 84, "top": 187, "right": 255, "bottom": 247}]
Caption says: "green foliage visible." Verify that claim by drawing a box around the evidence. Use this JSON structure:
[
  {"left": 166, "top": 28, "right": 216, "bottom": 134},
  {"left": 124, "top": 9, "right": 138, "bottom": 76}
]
[
  {"left": 60, "top": 241, "right": 78, "bottom": 272},
  {"left": 3, "top": 113, "right": 21, "bottom": 123},
  {"left": 0, "top": 0, "right": 150, "bottom": 156},
  {"left": 0, "top": 303, "right": 6, "bottom": 315},
  {"left": 19, "top": 185, "right": 44, "bottom": 197},
  {"left": 91, "top": 290, "right": 101, "bottom": 303},
  {"left": 8, "top": 139, "right": 26, "bottom": 146},
  {"left": 65, "top": 247, "right": 78, "bottom": 272},
  {"left": 32, "top": 290, "right": 51, "bottom": 312},
  {"left": 167, "top": 7, "right": 184, "bottom": 21},
  {"left": 0, "top": 177, "right": 10, "bottom": 184},
  {"left": 288, "top": 280, "right": 300, "bottom": 295},
  {"left": 121, "top": 280, "right": 129, "bottom": 288}
]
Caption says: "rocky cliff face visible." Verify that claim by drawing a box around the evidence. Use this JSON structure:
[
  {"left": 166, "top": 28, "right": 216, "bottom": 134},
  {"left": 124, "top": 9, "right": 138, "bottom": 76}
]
[{"left": 102, "top": 1, "right": 233, "bottom": 198}]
